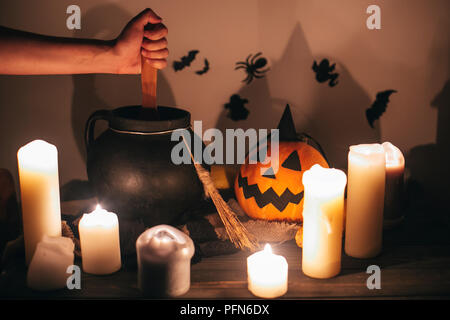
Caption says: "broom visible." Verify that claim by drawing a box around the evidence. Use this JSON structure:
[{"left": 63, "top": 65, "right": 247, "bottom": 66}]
[{"left": 140, "top": 48, "right": 258, "bottom": 251}]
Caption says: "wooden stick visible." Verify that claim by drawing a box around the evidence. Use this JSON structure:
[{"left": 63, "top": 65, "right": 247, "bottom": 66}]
[
  {"left": 141, "top": 55, "right": 157, "bottom": 108},
  {"left": 141, "top": 55, "right": 159, "bottom": 119}
]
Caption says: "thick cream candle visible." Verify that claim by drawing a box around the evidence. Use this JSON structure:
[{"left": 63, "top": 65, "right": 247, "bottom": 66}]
[
  {"left": 302, "top": 164, "right": 347, "bottom": 279},
  {"left": 247, "top": 244, "right": 288, "bottom": 298},
  {"left": 27, "top": 235, "right": 75, "bottom": 291},
  {"left": 17, "top": 140, "right": 62, "bottom": 265},
  {"left": 79, "top": 205, "right": 121, "bottom": 275},
  {"left": 345, "top": 144, "right": 386, "bottom": 258},
  {"left": 382, "top": 142, "right": 405, "bottom": 228},
  {"left": 136, "top": 225, "right": 195, "bottom": 297}
]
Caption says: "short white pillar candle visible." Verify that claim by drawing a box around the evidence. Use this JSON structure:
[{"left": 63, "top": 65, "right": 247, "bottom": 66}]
[
  {"left": 136, "top": 225, "right": 195, "bottom": 297},
  {"left": 247, "top": 244, "right": 288, "bottom": 298},
  {"left": 27, "top": 235, "right": 74, "bottom": 291},
  {"left": 79, "top": 205, "right": 121, "bottom": 275}
]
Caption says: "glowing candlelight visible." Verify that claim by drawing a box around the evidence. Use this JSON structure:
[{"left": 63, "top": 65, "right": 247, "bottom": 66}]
[
  {"left": 79, "top": 204, "right": 121, "bottom": 275},
  {"left": 17, "top": 140, "right": 62, "bottom": 265},
  {"left": 247, "top": 244, "right": 288, "bottom": 298}
]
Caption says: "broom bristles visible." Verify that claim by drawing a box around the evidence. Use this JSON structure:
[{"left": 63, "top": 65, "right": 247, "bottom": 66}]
[
  {"left": 193, "top": 162, "right": 258, "bottom": 251},
  {"left": 182, "top": 135, "right": 258, "bottom": 251}
]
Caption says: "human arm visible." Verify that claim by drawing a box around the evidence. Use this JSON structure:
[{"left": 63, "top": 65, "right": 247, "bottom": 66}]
[{"left": 0, "top": 8, "right": 168, "bottom": 75}]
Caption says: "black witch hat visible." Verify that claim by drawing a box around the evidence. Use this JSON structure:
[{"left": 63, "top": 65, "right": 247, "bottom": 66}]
[
  {"left": 276, "top": 104, "right": 329, "bottom": 165},
  {"left": 277, "top": 104, "right": 298, "bottom": 141}
]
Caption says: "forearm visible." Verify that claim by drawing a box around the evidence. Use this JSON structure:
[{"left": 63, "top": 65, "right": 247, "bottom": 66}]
[{"left": 0, "top": 26, "right": 120, "bottom": 75}]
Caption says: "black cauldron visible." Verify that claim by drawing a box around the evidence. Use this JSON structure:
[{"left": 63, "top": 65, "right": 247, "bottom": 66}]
[{"left": 85, "top": 106, "right": 204, "bottom": 227}]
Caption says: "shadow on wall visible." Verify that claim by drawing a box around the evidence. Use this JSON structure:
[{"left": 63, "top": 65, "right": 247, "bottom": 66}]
[
  {"left": 304, "top": 60, "right": 379, "bottom": 170},
  {"left": 70, "top": 4, "right": 176, "bottom": 162},
  {"left": 215, "top": 22, "right": 380, "bottom": 170},
  {"left": 407, "top": 79, "right": 450, "bottom": 207}
]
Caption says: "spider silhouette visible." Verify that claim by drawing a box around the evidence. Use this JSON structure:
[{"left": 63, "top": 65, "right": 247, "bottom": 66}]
[{"left": 235, "top": 52, "right": 270, "bottom": 84}]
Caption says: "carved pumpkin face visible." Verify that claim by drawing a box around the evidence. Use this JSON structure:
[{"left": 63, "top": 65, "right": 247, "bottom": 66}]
[{"left": 234, "top": 141, "right": 328, "bottom": 222}]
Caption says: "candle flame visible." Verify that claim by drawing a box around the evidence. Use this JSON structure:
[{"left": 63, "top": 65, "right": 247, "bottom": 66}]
[
  {"left": 81, "top": 204, "right": 117, "bottom": 229},
  {"left": 264, "top": 243, "right": 272, "bottom": 254}
]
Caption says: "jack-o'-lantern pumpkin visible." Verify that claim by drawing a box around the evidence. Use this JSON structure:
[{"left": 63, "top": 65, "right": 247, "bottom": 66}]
[
  {"left": 234, "top": 104, "right": 329, "bottom": 222},
  {"left": 234, "top": 141, "right": 328, "bottom": 222}
]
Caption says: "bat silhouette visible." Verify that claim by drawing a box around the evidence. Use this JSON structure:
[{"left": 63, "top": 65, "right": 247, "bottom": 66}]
[
  {"left": 195, "top": 59, "right": 210, "bottom": 75},
  {"left": 366, "top": 90, "right": 397, "bottom": 128},
  {"left": 173, "top": 50, "right": 199, "bottom": 71}
]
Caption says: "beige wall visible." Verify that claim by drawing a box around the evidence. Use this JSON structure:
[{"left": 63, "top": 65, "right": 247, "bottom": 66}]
[{"left": 0, "top": 0, "right": 448, "bottom": 188}]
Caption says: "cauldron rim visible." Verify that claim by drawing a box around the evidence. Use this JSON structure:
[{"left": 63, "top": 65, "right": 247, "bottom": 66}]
[{"left": 109, "top": 105, "right": 191, "bottom": 133}]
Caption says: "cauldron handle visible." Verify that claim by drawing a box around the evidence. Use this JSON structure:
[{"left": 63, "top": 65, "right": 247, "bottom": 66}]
[{"left": 84, "top": 109, "right": 111, "bottom": 152}]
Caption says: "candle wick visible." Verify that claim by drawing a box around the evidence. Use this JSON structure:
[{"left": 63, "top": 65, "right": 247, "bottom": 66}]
[
  {"left": 155, "top": 230, "right": 176, "bottom": 242},
  {"left": 263, "top": 244, "right": 272, "bottom": 254}
]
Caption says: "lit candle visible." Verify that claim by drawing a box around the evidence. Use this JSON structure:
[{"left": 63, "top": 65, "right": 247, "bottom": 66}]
[
  {"left": 345, "top": 144, "right": 386, "bottom": 258},
  {"left": 382, "top": 142, "right": 405, "bottom": 229},
  {"left": 302, "top": 164, "right": 347, "bottom": 279},
  {"left": 247, "top": 244, "right": 288, "bottom": 298},
  {"left": 136, "top": 225, "right": 195, "bottom": 297},
  {"left": 79, "top": 205, "right": 121, "bottom": 275},
  {"left": 17, "top": 140, "right": 62, "bottom": 265}
]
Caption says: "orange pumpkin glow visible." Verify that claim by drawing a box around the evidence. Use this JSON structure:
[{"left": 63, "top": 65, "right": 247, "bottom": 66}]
[{"left": 234, "top": 141, "right": 329, "bottom": 222}]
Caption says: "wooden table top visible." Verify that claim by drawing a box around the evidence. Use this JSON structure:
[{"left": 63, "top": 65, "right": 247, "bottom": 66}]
[
  {"left": 2, "top": 226, "right": 450, "bottom": 299},
  {"left": 1, "top": 195, "right": 450, "bottom": 300}
]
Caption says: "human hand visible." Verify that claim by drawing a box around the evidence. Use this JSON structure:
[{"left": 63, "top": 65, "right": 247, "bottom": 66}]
[{"left": 112, "top": 8, "right": 168, "bottom": 74}]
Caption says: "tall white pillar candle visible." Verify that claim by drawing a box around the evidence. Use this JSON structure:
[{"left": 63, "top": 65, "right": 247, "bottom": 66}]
[
  {"left": 79, "top": 205, "right": 121, "bottom": 274},
  {"left": 345, "top": 144, "right": 386, "bottom": 258},
  {"left": 136, "top": 225, "right": 195, "bottom": 297},
  {"left": 17, "top": 140, "right": 62, "bottom": 265},
  {"left": 382, "top": 142, "right": 405, "bottom": 229},
  {"left": 247, "top": 244, "right": 288, "bottom": 298},
  {"left": 302, "top": 164, "right": 347, "bottom": 279}
]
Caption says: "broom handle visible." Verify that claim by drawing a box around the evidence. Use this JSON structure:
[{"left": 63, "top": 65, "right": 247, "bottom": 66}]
[{"left": 141, "top": 55, "right": 158, "bottom": 109}]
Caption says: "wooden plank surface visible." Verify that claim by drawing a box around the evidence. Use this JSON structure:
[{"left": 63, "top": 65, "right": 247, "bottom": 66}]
[
  {"left": 1, "top": 241, "right": 450, "bottom": 299},
  {"left": 1, "top": 192, "right": 450, "bottom": 299}
]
